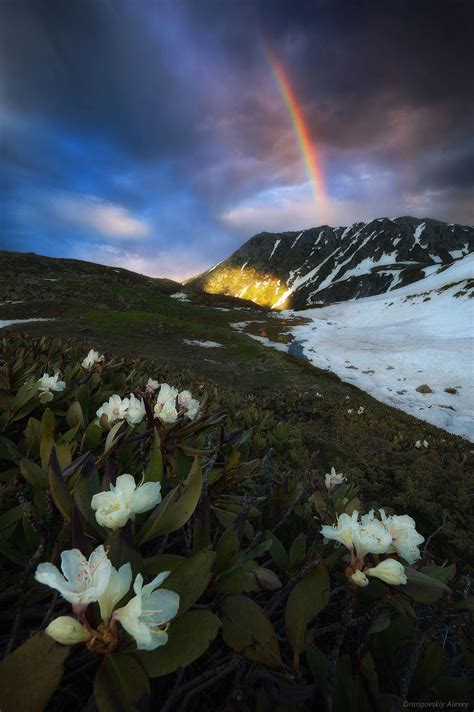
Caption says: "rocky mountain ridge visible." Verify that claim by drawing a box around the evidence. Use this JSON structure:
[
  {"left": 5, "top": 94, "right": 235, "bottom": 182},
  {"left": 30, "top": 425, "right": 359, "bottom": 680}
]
[{"left": 187, "top": 216, "right": 474, "bottom": 309}]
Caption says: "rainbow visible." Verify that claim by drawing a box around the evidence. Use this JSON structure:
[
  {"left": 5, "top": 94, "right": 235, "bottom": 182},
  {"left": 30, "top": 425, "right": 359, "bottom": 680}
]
[{"left": 265, "top": 47, "right": 330, "bottom": 222}]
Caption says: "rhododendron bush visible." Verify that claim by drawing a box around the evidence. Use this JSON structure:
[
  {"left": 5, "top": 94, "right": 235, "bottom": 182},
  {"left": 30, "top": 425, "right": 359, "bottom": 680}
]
[{"left": 0, "top": 334, "right": 472, "bottom": 712}]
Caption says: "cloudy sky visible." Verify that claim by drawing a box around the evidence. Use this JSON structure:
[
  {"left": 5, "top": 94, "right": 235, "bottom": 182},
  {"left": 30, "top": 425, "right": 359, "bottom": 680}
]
[{"left": 1, "top": 0, "right": 473, "bottom": 280}]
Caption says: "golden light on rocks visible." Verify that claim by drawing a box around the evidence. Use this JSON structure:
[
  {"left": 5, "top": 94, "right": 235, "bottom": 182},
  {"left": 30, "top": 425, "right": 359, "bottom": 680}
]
[{"left": 203, "top": 265, "right": 290, "bottom": 309}]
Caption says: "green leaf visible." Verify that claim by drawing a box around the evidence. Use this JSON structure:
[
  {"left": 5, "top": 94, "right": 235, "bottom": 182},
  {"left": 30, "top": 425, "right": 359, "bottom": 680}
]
[
  {"left": 20, "top": 458, "right": 48, "bottom": 490},
  {"left": 289, "top": 532, "right": 306, "bottom": 570},
  {"left": 74, "top": 466, "right": 105, "bottom": 538},
  {"left": 306, "top": 645, "right": 330, "bottom": 699},
  {"left": 137, "top": 610, "right": 221, "bottom": 678},
  {"left": 66, "top": 401, "right": 85, "bottom": 430},
  {"left": 94, "top": 653, "right": 150, "bottom": 712},
  {"left": 0, "top": 506, "right": 23, "bottom": 541},
  {"left": 24, "top": 417, "right": 41, "bottom": 453},
  {"left": 215, "top": 528, "right": 241, "bottom": 576},
  {"left": 220, "top": 594, "right": 282, "bottom": 668},
  {"left": 83, "top": 420, "right": 103, "bottom": 450},
  {"left": 0, "top": 436, "right": 21, "bottom": 463},
  {"left": 11, "top": 381, "right": 37, "bottom": 414},
  {"left": 40, "top": 408, "right": 56, "bottom": 470},
  {"left": 420, "top": 563, "right": 456, "bottom": 583},
  {"left": 215, "top": 563, "right": 281, "bottom": 595},
  {"left": 266, "top": 531, "right": 289, "bottom": 571},
  {"left": 75, "top": 383, "right": 90, "bottom": 422},
  {"left": 165, "top": 548, "right": 216, "bottom": 615},
  {"left": 368, "top": 609, "right": 391, "bottom": 635},
  {"left": 48, "top": 448, "right": 73, "bottom": 522},
  {"left": 400, "top": 568, "right": 451, "bottom": 603},
  {"left": 145, "top": 430, "right": 163, "bottom": 483},
  {"left": 0, "top": 634, "right": 70, "bottom": 712},
  {"left": 142, "top": 554, "right": 185, "bottom": 576},
  {"left": 285, "top": 562, "right": 330, "bottom": 658},
  {"left": 138, "top": 457, "right": 202, "bottom": 544}
]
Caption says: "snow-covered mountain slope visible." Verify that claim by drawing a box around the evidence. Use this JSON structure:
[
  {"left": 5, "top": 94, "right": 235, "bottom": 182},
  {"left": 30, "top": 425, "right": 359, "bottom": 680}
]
[
  {"left": 244, "top": 253, "right": 474, "bottom": 439},
  {"left": 188, "top": 217, "right": 474, "bottom": 309}
]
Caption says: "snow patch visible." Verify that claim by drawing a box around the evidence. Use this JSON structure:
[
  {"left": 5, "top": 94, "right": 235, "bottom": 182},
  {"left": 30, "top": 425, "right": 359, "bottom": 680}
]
[
  {"left": 269, "top": 239, "right": 281, "bottom": 259},
  {"left": 413, "top": 222, "right": 426, "bottom": 244},
  {"left": 290, "top": 232, "right": 304, "bottom": 249},
  {"left": 0, "top": 318, "right": 53, "bottom": 329},
  {"left": 182, "top": 339, "right": 223, "bottom": 348}
]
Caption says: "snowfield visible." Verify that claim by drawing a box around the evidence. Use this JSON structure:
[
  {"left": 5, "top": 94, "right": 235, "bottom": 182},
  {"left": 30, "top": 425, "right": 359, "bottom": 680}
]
[{"left": 259, "top": 255, "right": 473, "bottom": 440}]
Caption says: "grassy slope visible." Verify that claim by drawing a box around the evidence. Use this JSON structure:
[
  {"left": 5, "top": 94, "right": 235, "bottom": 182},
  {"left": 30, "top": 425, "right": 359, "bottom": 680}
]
[{"left": 1, "top": 250, "right": 473, "bottom": 568}]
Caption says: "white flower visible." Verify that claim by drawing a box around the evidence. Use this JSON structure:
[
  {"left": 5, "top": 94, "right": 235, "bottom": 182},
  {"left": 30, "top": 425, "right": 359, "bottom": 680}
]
[
  {"left": 415, "top": 440, "right": 422, "bottom": 449},
  {"left": 96, "top": 394, "right": 130, "bottom": 425},
  {"left": 98, "top": 563, "right": 132, "bottom": 620},
  {"left": 37, "top": 372, "right": 66, "bottom": 402},
  {"left": 321, "top": 511, "right": 359, "bottom": 552},
  {"left": 178, "top": 390, "right": 200, "bottom": 420},
  {"left": 345, "top": 396, "right": 350, "bottom": 400},
  {"left": 153, "top": 384, "right": 179, "bottom": 423},
  {"left": 316, "top": 392, "right": 323, "bottom": 399},
  {"left": 379, "top": 510, "right": 425, "bottom": 564},
  {"left": 82, "top": 349, "right": 104, "bottom": 369},
  {"left": 91, "top": 474, "right": 162, "bottom": 530},
  {"left": 146, "top": 378, "right": 159, "bottom": 393},
  {"left": 158, "top": 400, "right": 179, "bottom": 424},
  {"left": 423, "top": 440, "right": 429, "bottom": 449},
  {"left": 153, "top": 383, "right": 200, "bottom": 423},
  {"left": 35, "top": 545, "right": 112, "bottom": 614},
  {"left": 351, "top": 570, "right": 369, "bottom": 587},
  {"left": 353, "top": 510, "right": 392, "bottom": 559},
  {"left": 347, "top": 409, "right": 353, "bottom": 414},
  {"left": 126, "top": 394, "right": 146, "bottom": 426},
  {"left": 325, "top": 466, "right": 347, "bottom": 492},
  {"left": 114, "top": 572, "right": 180, "bottom": 651},
  {"left": 46, "top": 616, "right": 91, "bottom": 645},
  {"left": 354, "top": 521, "right": 392, "bottom": 560},
  {"left": 357, "top": 407, "right": 365, "bottom": 415},
  {"left": 157, "top": 383, "right": 179, "bottom": 406},
  {"left": 367, "top": 558, "right": 407, "bottom": 585}
]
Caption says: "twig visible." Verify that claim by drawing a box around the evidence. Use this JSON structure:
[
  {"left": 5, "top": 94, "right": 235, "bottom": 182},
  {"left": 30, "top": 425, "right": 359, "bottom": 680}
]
[
  {"left": 422, "top": 510, "right": 447, "bottom": 557},
  {"left": 266, "top": 559, "right": 320, "bottom": 615},
  {"left": 160, "top": 658, "right": 239, "bottom": 712},
  {"left": 180, "top": 659, "right": 240, "bottom": 711}
]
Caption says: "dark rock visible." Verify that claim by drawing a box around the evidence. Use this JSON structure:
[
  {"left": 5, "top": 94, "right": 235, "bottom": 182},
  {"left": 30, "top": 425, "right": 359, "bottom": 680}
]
[{"left": 416, "top": 384, "right": 433, "bottom": 394}]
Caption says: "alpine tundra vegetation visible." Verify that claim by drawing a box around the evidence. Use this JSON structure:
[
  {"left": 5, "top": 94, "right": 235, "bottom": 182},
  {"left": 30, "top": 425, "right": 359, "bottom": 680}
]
[{"left": 0, "top": 328, "right": 473, "bottom": 711}]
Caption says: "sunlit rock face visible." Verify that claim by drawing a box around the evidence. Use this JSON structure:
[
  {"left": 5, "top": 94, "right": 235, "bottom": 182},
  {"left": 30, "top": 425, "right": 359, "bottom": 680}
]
[{"left": 187, "top": 217, "right": 474, "bottom": 310}]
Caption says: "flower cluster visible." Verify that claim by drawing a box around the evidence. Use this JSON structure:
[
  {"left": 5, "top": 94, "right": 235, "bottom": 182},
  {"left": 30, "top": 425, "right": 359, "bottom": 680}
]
[
  {"left": 37, "top": 372, "right": 66, "bottom": 402},
  {"left": 96, "top": 393, "right": 146, "bottom": 426},
  {"left": 91, "top": 474, "right": 162, "bottom": 529},
  {"left": 82, "top": 349, "right": 105, "bottom": 369},
  {"left": 321, "top": 505, "right": 425, "bottom": 587},
  {"left": 153, "top": 383, "right": 200, "bottom": 424},
  {"left": 35, "top": 545, "right": 179, "bottom": 652},
  {"left": 95, "top": 382, "right": 200, "bottom": 428}
]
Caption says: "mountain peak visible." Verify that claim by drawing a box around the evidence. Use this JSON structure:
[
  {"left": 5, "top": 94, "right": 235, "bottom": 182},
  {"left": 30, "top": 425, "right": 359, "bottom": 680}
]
[{"left": 188, "top": 216, "right": 474, "bottom": 309}]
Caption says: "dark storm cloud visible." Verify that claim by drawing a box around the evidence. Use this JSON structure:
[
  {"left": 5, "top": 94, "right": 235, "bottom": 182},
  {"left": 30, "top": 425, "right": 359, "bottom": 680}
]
[{"left": 1, "top": 0, "right": 473, "bottom": 278}]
